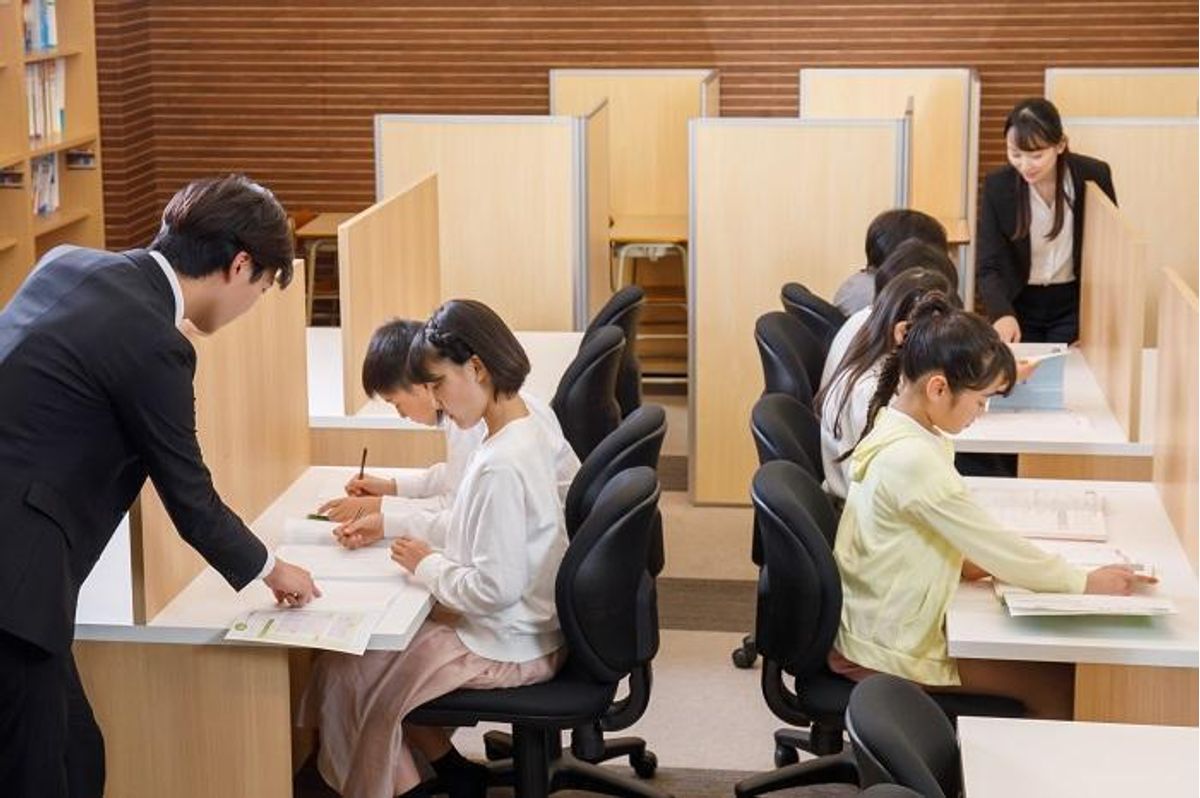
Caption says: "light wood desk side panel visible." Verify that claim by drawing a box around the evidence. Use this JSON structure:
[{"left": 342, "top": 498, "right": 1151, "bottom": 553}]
[
  {"left": 1075, "top": 663, "right": 1199, "bottom": 726},
  {"left": 1079, "top": 183, "right": 1145, "bottom": 443},
  {"left": 702, "top": 72, "right": 721, "bottom": 117},
  {"left": 585, "top": 103, "right": 613, "bottom": 317},
  {"left": 799, "top": 68, "right": 971, "bottom": 223},
  {"left": 552, "top": 73, "right": 705, "bottom": 218},
  {"left": 1048, "top": 68, "right": 1199, "bottom": 117},
  {"left": 75, "top": 641, "right": 293, "bottom": 798},
  {"left": 338, "top": 175, "right": 441, "bottom": 415},
  {"left": 1154, "top": 271, "right": 1200, "bottom": 573},
  {"left": 1067, "top": 120, "right": 1199, "bottom": 343},
  {"left": 138, "top": 276, "right": 310, "bottom": 620},
  {"left": 309, "top": 427, "right": 447, "bottom": 468},
  {"left": 1016, "top": 454, "right": 1152, "bottom": 482},
  {"left": 691, "top": 121, "right": 900, "bottom": 504},
  {"left": 377, "top": 119, "right": 575, "bottom": 331}
]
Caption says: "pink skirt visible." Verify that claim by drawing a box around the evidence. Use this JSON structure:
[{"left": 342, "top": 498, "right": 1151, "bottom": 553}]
[{"left": 297, "top": 619, "right": 564, "bottom": 798}]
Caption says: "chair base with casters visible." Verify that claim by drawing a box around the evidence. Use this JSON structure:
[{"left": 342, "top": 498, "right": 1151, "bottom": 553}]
[{"left": 731, "top": 634, "right": 758, "bottom": 669}]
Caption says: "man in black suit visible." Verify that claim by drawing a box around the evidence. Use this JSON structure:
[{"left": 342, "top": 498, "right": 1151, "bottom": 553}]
[{"left": 0, "top": 175, "right": 321, "bottom": 798}]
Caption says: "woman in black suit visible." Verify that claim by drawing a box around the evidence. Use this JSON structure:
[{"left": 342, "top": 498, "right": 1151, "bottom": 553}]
[{"left": 977, "top": 98, "right": 1117, "bottom": 343}]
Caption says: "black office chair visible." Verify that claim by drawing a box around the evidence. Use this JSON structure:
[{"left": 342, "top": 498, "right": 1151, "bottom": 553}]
[
  {"left": 552, "top": 324, "right": 625, "bottom": 460},
  {"left": 411, "top": 468, "right": 665, "bottom": 798},
  {"left": 754, "top": 311, "right": 824, "bottom": 408},
  {"left": 585, "top": 285, "right": 646, "bottom": 420},
  {"left": 733, "top": 392, "right": 833, "bottom": 669},
  {"left": 780, "top": 282, "right": 846, "bottom": 353},
  {"left": 483, "top": 406, "right": 669, "bottom": 781},
  {"left": 734, "top": 462, "right": 1024, "bottom": 798},
  {"left": 846, "top": 674, "right": 961, "bottom": 798},
  {"left": 860, "top": 786, "right": 926, "bottom": 798}
]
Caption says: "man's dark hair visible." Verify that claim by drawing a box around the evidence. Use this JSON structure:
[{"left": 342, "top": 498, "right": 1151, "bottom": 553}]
[
  {"left": 149, "top": 175, "right": 294, "bottom": 287},
  {"left": 361, "top": 318, "right": 423, "bottom": 397},
  {"left": 864, "top": 209, "right": 948, "bottom": 270}
]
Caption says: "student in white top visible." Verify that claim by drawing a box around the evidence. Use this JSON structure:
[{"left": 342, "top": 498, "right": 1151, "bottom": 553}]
[
  {"left": 818, "top": 267, "right": 958, "bottom": 499},
  {"left": 315, "top": 318, "right": 579, "bottom": 550},
  {"left": 299, "top": 300, "right": 569, "bottom": 798}
]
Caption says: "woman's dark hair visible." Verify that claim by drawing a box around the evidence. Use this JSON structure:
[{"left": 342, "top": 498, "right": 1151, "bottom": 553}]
[
  {"left": 819, "top": 268, "right": 959, "bottom": 454},
  {"left": 406, "top": 299, "right": 530, "bottom": 397},
  {"left": 864, "top": 209, "right": 949, "bottom": 270},
  {"left": 856, "top": 293, "right": 1017, "bottom": 446},
  {"left": 361, "top": 318, "right": 423, "bottom": 397},
  {"left": 149, "top": 174, "right": 294, "bottom": 287},
  {"left": 873, "top": 238, "right": 960, "bottom": 295},
  {"left": 1005, "top": 98, "right": 1071, "bottom": 242}
]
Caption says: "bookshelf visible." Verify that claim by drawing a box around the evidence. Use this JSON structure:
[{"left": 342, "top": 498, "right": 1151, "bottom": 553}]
[{"left": 0, "top": 0, "right": 104, "bottom": 305}]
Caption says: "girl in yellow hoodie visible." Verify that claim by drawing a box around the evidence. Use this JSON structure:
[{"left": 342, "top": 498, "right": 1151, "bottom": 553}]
[{"left": 830, "top": 293, "right": 1152, "bottom": 718}]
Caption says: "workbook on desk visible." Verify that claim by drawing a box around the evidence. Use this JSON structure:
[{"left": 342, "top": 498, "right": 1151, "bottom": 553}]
[
  {"left": 972, "top": 486, "right": 1108, "bottom": 542},
  {"left": 282, "top": 517, "right": 340, "bottom": 545},
  {"left": 989, "top": 343, "right": 1069, "bottom": 411},
  {"left": 274, "top": 543, "right": 398, "bottom": 580}
]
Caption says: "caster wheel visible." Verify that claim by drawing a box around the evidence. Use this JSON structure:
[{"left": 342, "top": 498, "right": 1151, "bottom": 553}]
[
  {"left": 774, "top": 744, "right": 799, "bottom": 768},
  {"left": 731, "top": 644, "right": 757, "bottom": 669},
  {"left": 631, "top": 750, "right": 658, "bottom": 779}
]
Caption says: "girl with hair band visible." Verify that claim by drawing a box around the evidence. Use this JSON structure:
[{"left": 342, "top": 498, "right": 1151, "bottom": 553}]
[
  {"left": 299, "top": 299, "right": 569, "bottom": 798},
  {"left": 828, "top": 293, "right": 1154, "bottom": 719},
  {"left": 977, "top": 97, "right": 1117, "bottom": 344}
]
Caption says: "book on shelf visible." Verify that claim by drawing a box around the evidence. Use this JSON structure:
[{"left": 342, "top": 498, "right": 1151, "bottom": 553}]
[
  {"left": 31, "top": 154, "right": 59, "bottom": 216},
  {"left": 65, "top": 149, "right": 96, "bottom": 169},
  {"left": 25, "top": 59, "right": 67, "bottom": 142},
  {"left": 23, "top": 0, "right": 59, "bottom": 52},
  {"left": 0, "top": 169, "right": 24, "bottom": 189}
]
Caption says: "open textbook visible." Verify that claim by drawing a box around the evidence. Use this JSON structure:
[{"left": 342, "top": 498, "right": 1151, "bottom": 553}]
[{"left": 972, "top": 486, "right": 1108, "bottom": 542}]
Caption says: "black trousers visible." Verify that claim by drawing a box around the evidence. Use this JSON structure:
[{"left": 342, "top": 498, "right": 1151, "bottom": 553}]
[
  {"left": 1013, "top": 281, "right": 1080, "bottom": 344},
  {"left": 0, "top": 631, "right": 105, "bottom": 798}
]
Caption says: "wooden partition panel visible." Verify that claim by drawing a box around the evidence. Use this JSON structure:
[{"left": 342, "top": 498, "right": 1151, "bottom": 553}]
[
  {"left": 1047, "top": 67, "right": 1199, "bottom": 117},
  {"left": 136, "top": 267, "right": 310, "bottom": 620},
  {"left": 799, "top": 68, "right": 974, "bottom": 225},
  {"left": 375, "top": 115, "right": 577, "bottom": 331},
  {"left": 1153, "top": 271, "right": 1199, "bottom": 573},
  {"left": 584, "top": 102, "right": 613, "bottom": 317},
  {"left": 690, "top": 119, "right": 904, "bottom": 504},
  {"left": 1065, "top": 118, "right": 1199, "bottom": 342},
  {"left": 550, "top": 69, "right": 715, "bottom": 217},
  {"left": 702, "top": 72, "right": 721, "bottom": 117},
  {"left": 338, "top": 175, "right": 441, "bottom": 414},
  {"left": 1079, "top": 184, "right": 1146, "bottom": 444}
]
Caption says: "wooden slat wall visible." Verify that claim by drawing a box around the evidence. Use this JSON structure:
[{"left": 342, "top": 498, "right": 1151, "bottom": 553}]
[{"left": 93, "top": 1, "right": 1197, "bottom": 251}]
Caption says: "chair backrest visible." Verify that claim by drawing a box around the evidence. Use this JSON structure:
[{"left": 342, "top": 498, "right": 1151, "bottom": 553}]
[
  {"left": 845, "top": 674, "right": 961, "bottom": 798},
  {"left": 584, "top": 285, "right": 646, "bottom": 420},
  {"left": 556, "top": 467, "right": 661, "bottom": 685},
  {"left": 781, "top": 281, "right": 846, "bottom": 351},
  {"left": 861, "top": 786, "right": 927, "bottom": 798},
  {"left": 754, "top": 311, "right": 822, "bottom": 407},
  {"left": 564, "top": 404, "right": 667, "bottom": 575},
  {"left": 750, "top": 391, "right": 825, "bottom": 484},
  {"left": 750, "top": 460, "right": 842, "bottom": 677},
  {"left": 552, "top": 325, "right": 625, "bottom": 460}
]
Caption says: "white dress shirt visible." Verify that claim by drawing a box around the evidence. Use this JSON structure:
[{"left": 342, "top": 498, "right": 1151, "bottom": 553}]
[{"left": 1027, "top": 180, "right": 1076, "bottom": 286}]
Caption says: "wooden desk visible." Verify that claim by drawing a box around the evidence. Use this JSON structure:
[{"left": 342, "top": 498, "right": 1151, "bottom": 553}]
[
  {"left": 936, "top": 215, "right": 970, "bottom": 245},
  {"left": 296, "top": 211, "right": 357, "bottom": 323},
  {"left": 959, "top": 717, "right": 1198, "bottom": 798},
  {"left": 948, "top": 478, "right": 1198, "bottom": 725},
  {"left": 609, "top": 213, "right": 689, "bottom": 243}
]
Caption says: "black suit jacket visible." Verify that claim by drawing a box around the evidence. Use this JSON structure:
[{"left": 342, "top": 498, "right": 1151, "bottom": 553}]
[
  {"left": 976, "top": 152, "right": 1117, "bottom": 320},
  {"left": 0, "top": 247, "right": 267, "bottom": 654}
]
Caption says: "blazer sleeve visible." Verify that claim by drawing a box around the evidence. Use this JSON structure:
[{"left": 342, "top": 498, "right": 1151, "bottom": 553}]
[
  {"left": 111, "top": 333, "right": 268, "bottom": 590},
  {"left": 1096, "top": 161, "right": 1117, "bottom": 205},
  {"left": 975, "top": 178, "right": 1017, "bottom": 320}
]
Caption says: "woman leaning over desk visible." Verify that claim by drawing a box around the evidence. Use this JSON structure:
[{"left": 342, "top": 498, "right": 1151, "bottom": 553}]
[{"left": 977, "top": 97, "right": 1117, "bottom": 344}]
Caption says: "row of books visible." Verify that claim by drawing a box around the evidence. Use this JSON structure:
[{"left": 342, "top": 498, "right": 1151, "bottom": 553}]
[
  {"left": 31, "top": 155, "right": 59, "bottom": 216},
  {"left": 23, "top": 0, "right": 59, "bottom": 52},
  {"left": 26, "top": 60, "right": 67, "bottom": 142}
]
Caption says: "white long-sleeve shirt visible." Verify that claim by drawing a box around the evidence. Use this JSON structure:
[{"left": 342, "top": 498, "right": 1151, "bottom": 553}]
[
  {"left": 381, "top": 391, "right": 579, "bottom": 545},
  {"left": 413, "top": 415, "right": 568, "bottom": 662}
]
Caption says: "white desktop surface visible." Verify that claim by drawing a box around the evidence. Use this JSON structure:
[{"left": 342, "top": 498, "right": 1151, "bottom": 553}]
[
  {"left": 952, "top": 348, "right": 1153, "bottom": 456},
  {"left": 947, "top": 478, "right": 1198, "bottom": 667},
  {"left": 76, "top": 467, "right": 434, "bottom": 650},
  {"left": 308, "top": 327, "right": 583, "bottom": 428},
  {"left": 959, "top": 717, "right": 1198, "bottom": 798}
]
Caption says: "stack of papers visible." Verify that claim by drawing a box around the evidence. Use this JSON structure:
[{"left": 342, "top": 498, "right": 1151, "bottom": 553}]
[
  {"left": 974, "top": 487, "right": 1108, "bottom": 542},
  {"left": 274, "top": 543, "right": 398, "bottom": 580},
  {"left": 282, "top": 517, "right": 340, "bottom": 544},
  {"left": 999, "top": 591, "right": 1177, "bottom": 618}
]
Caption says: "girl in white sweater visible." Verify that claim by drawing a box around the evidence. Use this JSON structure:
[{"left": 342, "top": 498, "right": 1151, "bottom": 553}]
[{"left": 300, "top": 300, "right": 569, "bottom": 798}]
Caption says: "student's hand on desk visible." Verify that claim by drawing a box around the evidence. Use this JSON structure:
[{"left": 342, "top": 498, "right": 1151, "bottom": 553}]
[
  {"left": 318, "top": 495, "right": 382, "bottom": 522},
  {"left": 345, "top": 473, "right": 395, "bottom": 497},
  {"left": 1085, "top": 564, "right": 1158, "bottom": 595},
  {"left": 264, "top": 559, "right": 322, "bottom": 607},
  {"left": 391, "top": 536, "right": 432, "bottom": 574},
  {"left": 993, "top": 315, "right": 1021, "bottom": 344},
  {"left": 332, "top": 512, "right": 383, "bottom": 550}
]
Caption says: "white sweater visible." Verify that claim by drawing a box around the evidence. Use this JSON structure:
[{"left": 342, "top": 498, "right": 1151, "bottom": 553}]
[
  {"left": 382, "top": 391, "right": 579, "bottom": 545},
  {"left": 413, "top": 414, "right": 568, "bottom": 662}
]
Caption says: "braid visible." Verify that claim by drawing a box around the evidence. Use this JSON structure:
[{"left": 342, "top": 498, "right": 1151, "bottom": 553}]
[{"left": 839, "top": 348, "right": 902, "bottom": 462}]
